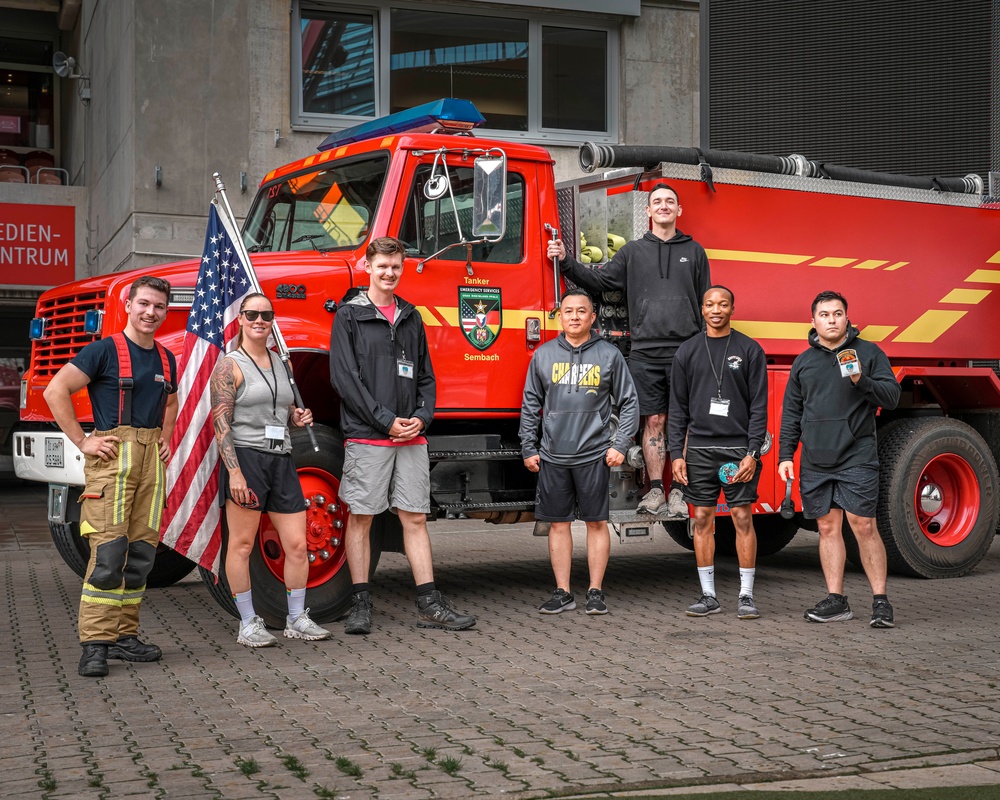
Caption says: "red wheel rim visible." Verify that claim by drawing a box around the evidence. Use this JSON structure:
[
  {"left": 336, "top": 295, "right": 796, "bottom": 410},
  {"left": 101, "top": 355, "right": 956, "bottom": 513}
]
[
  {"left": 913, "top": 453, "right": 979, "bottom": 547},
  {"left": 257, "top": 466, "right": 349, "bottom": 587}
]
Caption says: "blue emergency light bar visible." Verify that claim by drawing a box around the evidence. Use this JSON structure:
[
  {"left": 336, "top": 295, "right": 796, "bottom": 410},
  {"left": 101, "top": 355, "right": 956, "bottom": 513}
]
[{"left": 318, "top": 98, "right": 485, "bottom": 151}]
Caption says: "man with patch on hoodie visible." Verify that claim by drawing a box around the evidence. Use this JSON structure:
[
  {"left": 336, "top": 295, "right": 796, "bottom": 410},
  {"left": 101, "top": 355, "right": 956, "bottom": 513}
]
[
  {"left": 520, "top": 288, "right": 640, "bottom": 616},
  {"left": 778, "top": 290, "right": 901, "bottom": 628},
  {"left": 547, "top": 183, "right": 710, "bottom": 521}
]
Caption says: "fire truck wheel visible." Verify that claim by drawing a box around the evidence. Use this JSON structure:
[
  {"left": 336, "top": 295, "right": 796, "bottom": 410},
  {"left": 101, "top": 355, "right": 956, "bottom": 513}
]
[
  {"left": 877, "top": 417, "right": 1000, "bottom": 578},
  {"left": 663, "top": 515, "right": 797, "bottom": 558},
  {"left": 48, "top": 486, "right": 196, "bottom": 587},
  {"left": 662, "top": 520, "right": 695, "bottom": 551},
  {"left": 196, "top": 425, "right": 395, "bottom": 628}
]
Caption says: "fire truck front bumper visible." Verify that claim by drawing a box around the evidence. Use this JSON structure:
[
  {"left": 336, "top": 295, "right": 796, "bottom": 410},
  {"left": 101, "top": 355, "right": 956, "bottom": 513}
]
[{"left": 14, "top": 430, "right": 86, "bottom": 487}]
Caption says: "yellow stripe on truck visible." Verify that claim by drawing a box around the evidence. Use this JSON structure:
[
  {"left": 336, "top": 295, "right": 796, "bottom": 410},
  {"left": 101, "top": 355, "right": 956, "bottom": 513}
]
[
  {"left": 894, "top": 310, "right": 967, "bottom": 343},
  {"left": 705, "top": 249, "right": 812, "bottom": 265}
]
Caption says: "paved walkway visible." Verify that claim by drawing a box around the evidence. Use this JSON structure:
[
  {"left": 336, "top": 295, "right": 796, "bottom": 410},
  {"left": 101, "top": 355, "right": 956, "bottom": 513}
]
[{"left": 3, "top": 479, "right": 1000, "bottom": 798}]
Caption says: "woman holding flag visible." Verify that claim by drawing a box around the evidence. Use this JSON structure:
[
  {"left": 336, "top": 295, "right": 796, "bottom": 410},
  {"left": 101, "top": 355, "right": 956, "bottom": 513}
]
[{"left": 209, "top": 292, "right": 331, "bottom": 646}]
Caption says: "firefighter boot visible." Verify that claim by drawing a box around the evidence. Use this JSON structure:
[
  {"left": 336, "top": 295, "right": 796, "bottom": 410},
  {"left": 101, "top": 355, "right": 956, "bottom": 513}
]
[
  {"left": 79, "top": 643, "right": 110, "bottom": 677},
  {"left": 108, "top": 636, "right": 162, "bottom": 662}
]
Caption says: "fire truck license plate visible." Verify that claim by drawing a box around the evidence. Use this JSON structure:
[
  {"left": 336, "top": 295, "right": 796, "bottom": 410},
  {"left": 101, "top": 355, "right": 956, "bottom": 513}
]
[{"left": 44, "top": 437, "right": 64, "bottom": 468}]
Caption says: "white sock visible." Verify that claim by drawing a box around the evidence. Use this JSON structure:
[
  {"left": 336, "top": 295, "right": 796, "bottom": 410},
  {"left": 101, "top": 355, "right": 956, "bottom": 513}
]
[
  {"left": 234, "top": 591, "right": 256, "bottom": 627},
  {"left": 287, "top": 587, "right": 306, "bottom": 621},
  {"left": 697, "top": 566, "right": 716, "bottom": 597},
  {"left": 739, "top": 568, "right": 756, "bottom": 598}
]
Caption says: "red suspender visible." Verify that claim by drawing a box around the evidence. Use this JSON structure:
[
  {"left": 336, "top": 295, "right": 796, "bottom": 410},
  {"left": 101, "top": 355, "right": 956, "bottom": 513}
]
[{"left": 111, "top": 332, "right": 172, "bottom": 427}]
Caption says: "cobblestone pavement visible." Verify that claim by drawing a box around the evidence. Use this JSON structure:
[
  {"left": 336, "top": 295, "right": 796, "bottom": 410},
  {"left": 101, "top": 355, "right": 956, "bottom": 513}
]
[{"left": 3, "top": 479, "right": 1000, "bottom": 799}]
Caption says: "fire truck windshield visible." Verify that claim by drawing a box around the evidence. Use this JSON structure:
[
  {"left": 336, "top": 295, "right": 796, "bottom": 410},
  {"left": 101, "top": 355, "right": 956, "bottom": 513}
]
[{"left": 243, "top": 153, "right": 389, "bottom": 253}]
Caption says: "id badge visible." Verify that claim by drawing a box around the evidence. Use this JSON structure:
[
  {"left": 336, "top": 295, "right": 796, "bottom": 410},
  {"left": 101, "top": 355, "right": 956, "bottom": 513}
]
[
  {"left": 397, "top": 359, "right": 414, "bottom": 379},
  {"left": 265, "top": 424, "right": 286, "bottom": 441},
  {"left": 838, "top": 348, "right": 860, "bottom": 378},
  {"left": 709, "top": 397, "right": 730, "bottom": 417}
]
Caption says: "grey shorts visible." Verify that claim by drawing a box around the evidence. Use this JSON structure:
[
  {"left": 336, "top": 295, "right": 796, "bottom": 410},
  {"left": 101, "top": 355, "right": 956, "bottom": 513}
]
[
  {"left": 339, "top": 441, "right": 431, "bottom": 515},
  {"left": 800, "top": 463, "right": 880, "bottom": 519}
]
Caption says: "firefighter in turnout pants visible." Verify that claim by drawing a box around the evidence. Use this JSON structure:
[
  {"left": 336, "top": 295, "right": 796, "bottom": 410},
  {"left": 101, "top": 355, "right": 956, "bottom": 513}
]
[{"left": 44, "top": 276, "right": 178, "bottom": 678}]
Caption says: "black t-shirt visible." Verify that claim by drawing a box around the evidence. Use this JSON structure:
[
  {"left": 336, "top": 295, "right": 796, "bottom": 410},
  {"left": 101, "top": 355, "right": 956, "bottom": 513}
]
[{"left": 71, "top": 335, "right": 177, "bottom": 430}]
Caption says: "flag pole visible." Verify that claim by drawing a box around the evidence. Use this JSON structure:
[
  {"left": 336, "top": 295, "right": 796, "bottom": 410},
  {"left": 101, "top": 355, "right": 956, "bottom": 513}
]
[{"left": 213, "top": 171, "right": 320, "bottom": 452}]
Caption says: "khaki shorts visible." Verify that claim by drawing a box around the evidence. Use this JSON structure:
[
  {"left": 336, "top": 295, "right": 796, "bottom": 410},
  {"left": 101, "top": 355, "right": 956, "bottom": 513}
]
[{"left": 339, "top": 441, "right": 431, "bottom": 515}]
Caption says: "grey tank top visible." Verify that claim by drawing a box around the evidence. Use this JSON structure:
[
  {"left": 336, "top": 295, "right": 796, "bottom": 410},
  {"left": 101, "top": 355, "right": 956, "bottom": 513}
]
[{"left": 227, "top": 349, "right": 294, "bottom": 453}]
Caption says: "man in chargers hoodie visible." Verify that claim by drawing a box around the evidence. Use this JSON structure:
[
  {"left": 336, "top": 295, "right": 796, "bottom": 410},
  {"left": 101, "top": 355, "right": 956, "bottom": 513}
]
[
  {"left": 547, "top": 183, "right": 710, "bottom": 521},
  {"left": 778, "top": 291, "right": 901, "bottom": 628},
  {"left": 520, "top": 289, "right": 640, "bottom": 616}
]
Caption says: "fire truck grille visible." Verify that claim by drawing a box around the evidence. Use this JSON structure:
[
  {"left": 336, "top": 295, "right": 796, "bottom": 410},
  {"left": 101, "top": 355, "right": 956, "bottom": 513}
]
[{"left": 32, "top": 290, "right": 106, "bottom": 377}]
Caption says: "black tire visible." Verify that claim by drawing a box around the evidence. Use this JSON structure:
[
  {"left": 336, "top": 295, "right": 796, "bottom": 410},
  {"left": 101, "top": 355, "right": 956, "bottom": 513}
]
[
  {"left": 663, "top": 520, "right": 694, "bottom": 550},
  {"left": 49, "top": 486, "right": 196, "bottom": 587},
  {"left": 665, "top": 514, "right": 797, "bottom": 557},
  {"left": 201, "top": 425, "right": 395, "bottom": 628},
  {"left": 751, "top": 514, "right": 801, "bottom": 556},
  {"left": 877, "top": 417, "right": 999, "bottom": 578}
]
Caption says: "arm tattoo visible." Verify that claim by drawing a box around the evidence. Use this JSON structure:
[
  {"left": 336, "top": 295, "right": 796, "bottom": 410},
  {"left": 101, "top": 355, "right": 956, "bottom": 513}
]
[{"left": 210, "top": 358, "right": 241, "bottom": 471}]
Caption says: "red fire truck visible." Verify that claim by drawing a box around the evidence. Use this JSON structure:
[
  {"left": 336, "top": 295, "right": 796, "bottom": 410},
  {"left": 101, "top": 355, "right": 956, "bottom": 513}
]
[{"left": 15, "top": 99, "right": 1000, "bottom": 625}]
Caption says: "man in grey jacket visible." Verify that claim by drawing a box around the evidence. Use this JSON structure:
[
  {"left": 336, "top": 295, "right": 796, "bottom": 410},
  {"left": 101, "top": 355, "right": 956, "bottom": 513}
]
[{"left": 520, "top": 288, "right": 640, "bottom": 615}]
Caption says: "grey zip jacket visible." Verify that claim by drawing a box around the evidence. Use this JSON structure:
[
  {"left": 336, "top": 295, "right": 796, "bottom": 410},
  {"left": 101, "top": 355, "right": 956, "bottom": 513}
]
[{"left": 519, "top": 332, "right": 640, "bottom": 466}]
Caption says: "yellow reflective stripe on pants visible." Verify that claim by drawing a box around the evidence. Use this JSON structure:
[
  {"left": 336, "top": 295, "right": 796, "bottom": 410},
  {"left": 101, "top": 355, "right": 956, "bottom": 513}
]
[
  {"left": 81, "top": 582, "right": 124, "bottom": 607},
  {"left": 146, "top": 455, "right": 165, "bottom": 531},
  {"left": 113, "top": 441, "right": 133, "bottom": 527},
  {"left": 122, "top": 586, "right": 145, "bottom": 606}
]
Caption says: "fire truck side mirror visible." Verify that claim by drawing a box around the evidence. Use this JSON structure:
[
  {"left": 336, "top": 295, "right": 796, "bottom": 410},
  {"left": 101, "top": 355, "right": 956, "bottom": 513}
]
[{"left": 472, "top": 152, "right": 506, "bottom": 240}]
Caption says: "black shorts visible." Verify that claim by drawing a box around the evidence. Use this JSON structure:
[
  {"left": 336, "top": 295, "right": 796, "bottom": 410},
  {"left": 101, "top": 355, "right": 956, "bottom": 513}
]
[
  {"left": 222, "top": 447, "right": 307, "bottom": 514},
  {"left": 534, "top": 458, "right": 610, "bottom": 522},
  {"left": 683, "top": 446, "right": 760, "bottom": 508},
  {"left": 628, "top": 349, "right": 677, "bottom": 416},
  {"left": 800, "top": 463, "right": 879, "bottom": 519}
]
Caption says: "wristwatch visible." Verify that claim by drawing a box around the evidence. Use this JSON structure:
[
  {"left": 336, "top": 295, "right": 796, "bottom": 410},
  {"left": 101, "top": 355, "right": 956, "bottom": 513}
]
[{"left": 746, "top": 449, "right": 760, "bottom": 460}]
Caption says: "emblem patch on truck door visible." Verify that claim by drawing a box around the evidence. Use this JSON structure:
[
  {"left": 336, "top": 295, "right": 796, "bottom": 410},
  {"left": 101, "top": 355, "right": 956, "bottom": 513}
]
[{"left": 459, "top": 287, "right": 502, "bottom": 351}]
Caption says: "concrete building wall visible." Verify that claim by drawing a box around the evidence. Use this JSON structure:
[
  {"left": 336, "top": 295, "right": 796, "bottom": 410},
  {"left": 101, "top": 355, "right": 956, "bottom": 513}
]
[{"left": 63, "top": 0, "right": 700, "bottom": 274}]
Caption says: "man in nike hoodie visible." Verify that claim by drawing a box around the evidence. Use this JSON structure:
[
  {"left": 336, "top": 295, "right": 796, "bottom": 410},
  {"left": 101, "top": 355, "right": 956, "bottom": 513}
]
[
  {"left": 520, "top": 289, "right": 639, "bottom": 616},
  {"left": 778, "top": 291, "right": 901, "bottom": 628},
  {"left": 548, "top": 183, "right": 710, "bottom": 521}
]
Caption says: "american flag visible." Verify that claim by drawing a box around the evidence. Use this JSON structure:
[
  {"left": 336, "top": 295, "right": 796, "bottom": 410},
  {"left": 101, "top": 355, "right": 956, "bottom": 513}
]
[{"left": 161, "top": 201, "right": 253, "bottom": 574}]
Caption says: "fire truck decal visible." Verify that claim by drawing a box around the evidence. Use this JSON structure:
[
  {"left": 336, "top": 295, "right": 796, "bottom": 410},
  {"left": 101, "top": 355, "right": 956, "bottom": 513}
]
[
  {"left": 459, "top": 288, "right": 502, "bottom": 351},
  {"left": 708, "top": 248, "right": 912, "bottom": 272}
]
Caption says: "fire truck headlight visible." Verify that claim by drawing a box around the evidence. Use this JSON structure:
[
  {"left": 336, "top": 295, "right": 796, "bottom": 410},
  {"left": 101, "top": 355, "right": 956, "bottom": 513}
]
[{"left": 28, "top": 318, "right": 46, "bottom": 340}]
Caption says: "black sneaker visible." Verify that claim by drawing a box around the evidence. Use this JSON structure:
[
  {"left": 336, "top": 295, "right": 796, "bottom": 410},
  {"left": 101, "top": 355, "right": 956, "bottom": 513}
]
[
  {"left": 870, "top": 598, "right": 895, "bottom": 628},
  {"left": 345, "top": 590, "right": 373, "bottom": 635},
  {"left": 539, "top": 588, "right": 576, "bottom": 614},
  {"left": 585, "top": 588, "right": 608, "bottom": 615},
  {"left": 108, "top": 636, "right": 162, "bottom": 662},
  {"left": 79, "top": 643, "right": 109, "bottom": 678},
  {"left": 804, "top": 593, "right": 854, "bottom": 623},
  {"left": 415, "top": 590, "right": 476, "bottom": 630}
]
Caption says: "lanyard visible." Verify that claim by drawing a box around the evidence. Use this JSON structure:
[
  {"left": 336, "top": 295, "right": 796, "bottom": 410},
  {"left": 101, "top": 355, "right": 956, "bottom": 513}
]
[
  {"left": 240, "top": 347, "right": 278, "bottom": 419},
  {"left": 704, "top": 332, "right": 732, "bottom": 399}
]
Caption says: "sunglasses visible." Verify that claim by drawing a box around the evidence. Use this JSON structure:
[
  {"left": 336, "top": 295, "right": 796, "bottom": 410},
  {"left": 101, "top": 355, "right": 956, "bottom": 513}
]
[{"left": 241, "top": 309, "right": 275, "bottom": 322}]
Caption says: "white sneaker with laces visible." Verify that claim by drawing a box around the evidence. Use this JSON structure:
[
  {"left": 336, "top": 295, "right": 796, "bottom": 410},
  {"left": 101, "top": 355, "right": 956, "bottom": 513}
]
[
  {"left": 637, "top": 487, "right": 667, "bottom": 514},
  {"left": 284, "top": 609, "right": 332, "bottom": 640},
  {"left": 666, "top": 487, "right": 690, "bottom": 519},
  {"left": 237, "top": 615, "right": 278, "bottom": 648}
]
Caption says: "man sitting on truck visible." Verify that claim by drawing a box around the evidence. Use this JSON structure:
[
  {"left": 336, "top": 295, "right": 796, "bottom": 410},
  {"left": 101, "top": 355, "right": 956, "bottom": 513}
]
[
  {"left": 547, "top": 183, "right": 710, "bottom": 520},
  {"left": 669, "top": 286, "right": 768, "bottom": 620},
  {"left": 43, "top": 276, "right": 178, "bottom": 678},
  {"left": 778, "top": 290, "right": 901, "bottom": 628},
  {"left": 330, "top": 236, "right": 476, "bottom": 635},
  {"left": 520, "top": 288, "right": 639, "bottom": 616}
]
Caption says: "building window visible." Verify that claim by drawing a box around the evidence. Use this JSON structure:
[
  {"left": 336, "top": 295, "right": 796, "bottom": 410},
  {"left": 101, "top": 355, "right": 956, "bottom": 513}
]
[{"left": 292, "top": 2, "right": 617, "bottom": 143}]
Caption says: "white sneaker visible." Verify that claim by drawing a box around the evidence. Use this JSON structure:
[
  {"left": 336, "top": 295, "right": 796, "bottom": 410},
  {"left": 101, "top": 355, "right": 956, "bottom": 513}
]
[
  {"left": 237, "top": 615, "right": 278, "bottom": 648},
  {"left": 666, "top": 487, "right": 689, "bottom": 519},
  {"left": 284, "top": 609, "right": 332, "bottom": 641},
  {"left": 637, "top": 487, "right": 667, "bottom": 514}
]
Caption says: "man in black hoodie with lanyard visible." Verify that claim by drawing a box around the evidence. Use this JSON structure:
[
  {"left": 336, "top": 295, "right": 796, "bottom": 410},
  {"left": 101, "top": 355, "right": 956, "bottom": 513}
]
[
  {"left": 548, "top": 183, "right": 710, "bottom": 520},
  {"left": 778, "top": 291, "right": 901, "bottom": 628}
]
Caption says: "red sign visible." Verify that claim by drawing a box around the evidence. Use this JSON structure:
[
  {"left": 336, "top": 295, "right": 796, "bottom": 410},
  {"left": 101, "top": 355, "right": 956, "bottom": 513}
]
[{"left": 0, "top": 203, "right": 75, "bottom": 286}]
